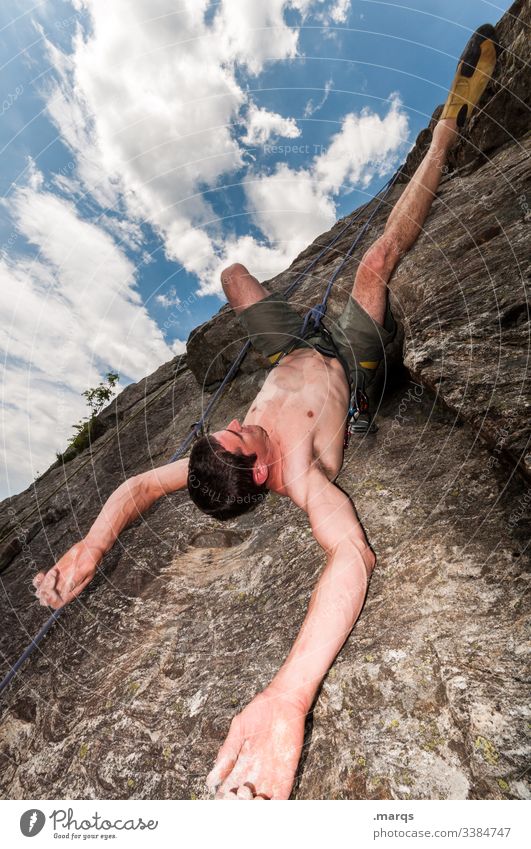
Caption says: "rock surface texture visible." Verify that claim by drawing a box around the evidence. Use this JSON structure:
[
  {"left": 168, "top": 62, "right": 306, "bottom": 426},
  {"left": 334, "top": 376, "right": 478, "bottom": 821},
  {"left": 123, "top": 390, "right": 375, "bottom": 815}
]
[{"left": 0, "top": 1, "right": 529, "bottom": 800}]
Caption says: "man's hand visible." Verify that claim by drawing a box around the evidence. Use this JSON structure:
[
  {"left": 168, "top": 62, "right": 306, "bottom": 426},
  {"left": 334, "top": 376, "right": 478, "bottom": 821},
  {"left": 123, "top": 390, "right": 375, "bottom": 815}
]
[
  {"left": 206, "top": 687, "right": 307, "bottom": 800},
  {"left": 32, "top": 539, "right": 103, "bottom": 608},
  {"left": 31, "top": 461, "right": 190, "bottom": 610}
]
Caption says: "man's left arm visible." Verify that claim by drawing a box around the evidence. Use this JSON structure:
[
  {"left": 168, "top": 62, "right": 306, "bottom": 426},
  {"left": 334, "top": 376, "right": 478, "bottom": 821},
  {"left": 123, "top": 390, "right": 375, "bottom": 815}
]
[
  {"left": 267, "top": 469, "right": 375, "bottom": 711},
  {"left": 206, "top": 469, "right": 375, "bottom": 800}
]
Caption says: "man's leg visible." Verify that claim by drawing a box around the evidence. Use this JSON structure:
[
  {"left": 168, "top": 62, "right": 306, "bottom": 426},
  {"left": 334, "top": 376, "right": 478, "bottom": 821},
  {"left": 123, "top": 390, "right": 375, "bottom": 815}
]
[
  {"left": 220, "top": 262, "right": 269, "bottom": 315},
  {"left": 352, "top": 118, "right": 458, "bottom": 325},
  {"left": 222, "top": 262, "right": 307, "bottom": 360}
]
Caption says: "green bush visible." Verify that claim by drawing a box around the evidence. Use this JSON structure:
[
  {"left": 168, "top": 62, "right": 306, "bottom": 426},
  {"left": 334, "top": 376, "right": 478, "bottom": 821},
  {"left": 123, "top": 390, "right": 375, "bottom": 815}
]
[{"left": 56, "top": 371, "right": 119, "bottom": 464}]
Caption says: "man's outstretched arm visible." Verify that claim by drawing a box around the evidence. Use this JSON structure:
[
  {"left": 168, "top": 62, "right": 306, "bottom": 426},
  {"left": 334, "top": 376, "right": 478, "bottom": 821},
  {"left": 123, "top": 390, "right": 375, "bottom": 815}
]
[
  {"left": 269, "top": 469, "right": 375, "bottom": 709},
  {"left": 207, "top": 468, "right": 375, "bottom": 800},
  {"left": 33, "top": 458, "right": 189, "bottom": 608}
]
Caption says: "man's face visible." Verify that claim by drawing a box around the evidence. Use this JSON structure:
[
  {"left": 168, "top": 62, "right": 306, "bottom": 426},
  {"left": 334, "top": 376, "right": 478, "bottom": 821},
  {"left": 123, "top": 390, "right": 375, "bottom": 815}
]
[{"left": 212, "top": 419, "right": 268, "bottom": 458}]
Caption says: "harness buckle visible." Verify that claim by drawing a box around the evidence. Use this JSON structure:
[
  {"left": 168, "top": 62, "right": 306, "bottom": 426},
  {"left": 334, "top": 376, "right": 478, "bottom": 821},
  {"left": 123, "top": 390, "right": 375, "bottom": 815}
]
[
  {"left": 190, "top": 420, "right": 209, "bottom": 439},
  {"left": 344, "top": 388, "right": 376, "bottom": 446}
]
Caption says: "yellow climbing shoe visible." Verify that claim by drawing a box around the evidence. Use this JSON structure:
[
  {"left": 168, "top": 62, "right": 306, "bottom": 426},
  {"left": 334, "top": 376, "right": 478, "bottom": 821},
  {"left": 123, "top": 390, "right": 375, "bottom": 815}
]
[{"left": 441, "top": 24, "right": 500, "bottom": 128}]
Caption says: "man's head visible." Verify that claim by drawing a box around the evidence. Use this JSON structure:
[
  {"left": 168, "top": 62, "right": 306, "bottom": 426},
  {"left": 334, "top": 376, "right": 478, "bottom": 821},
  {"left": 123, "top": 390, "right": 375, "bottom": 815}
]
[{"left": 187, "top": 419, "right": 270, "bottom": 520}]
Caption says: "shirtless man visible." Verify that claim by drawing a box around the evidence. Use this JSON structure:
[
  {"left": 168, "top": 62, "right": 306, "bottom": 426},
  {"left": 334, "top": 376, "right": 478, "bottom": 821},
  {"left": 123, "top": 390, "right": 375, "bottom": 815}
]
[{"left": 33, "top": 27, "right": 498, "bottom": 800}]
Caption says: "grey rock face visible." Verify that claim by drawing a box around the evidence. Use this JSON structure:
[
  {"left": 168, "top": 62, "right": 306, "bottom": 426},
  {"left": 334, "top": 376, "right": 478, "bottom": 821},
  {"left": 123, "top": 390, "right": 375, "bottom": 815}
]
[{"left": 0, "top": 0, "right": 529, "bottom": 800}]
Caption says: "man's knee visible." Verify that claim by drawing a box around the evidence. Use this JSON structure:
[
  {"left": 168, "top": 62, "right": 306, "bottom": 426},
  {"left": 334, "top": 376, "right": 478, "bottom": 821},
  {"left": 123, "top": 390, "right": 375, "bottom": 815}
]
[
  {"left": 220, "top": 262, "right": 249, "bottom": 292},
  {"left": 362, "top": 235, "right": 401, "bottom": 280}
]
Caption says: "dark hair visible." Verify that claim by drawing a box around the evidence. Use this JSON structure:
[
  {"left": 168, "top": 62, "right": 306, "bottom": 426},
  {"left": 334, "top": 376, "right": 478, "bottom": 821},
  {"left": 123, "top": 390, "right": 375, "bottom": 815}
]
[{"left": 187, "top": 435, "right": 269, "bottom": 521}]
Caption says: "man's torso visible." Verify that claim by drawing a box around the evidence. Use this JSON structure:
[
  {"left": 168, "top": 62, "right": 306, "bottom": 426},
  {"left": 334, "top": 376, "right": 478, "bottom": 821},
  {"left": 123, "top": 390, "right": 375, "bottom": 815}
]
[{"left": 243, "top": 347, "right": 350, "bottom": 492}]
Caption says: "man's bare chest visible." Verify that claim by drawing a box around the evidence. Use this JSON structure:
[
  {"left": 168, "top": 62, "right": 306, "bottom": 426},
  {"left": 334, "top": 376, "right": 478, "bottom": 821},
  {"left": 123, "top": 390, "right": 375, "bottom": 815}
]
[{"left": 243, "top": 350, "right": 349, "bottom": 478}]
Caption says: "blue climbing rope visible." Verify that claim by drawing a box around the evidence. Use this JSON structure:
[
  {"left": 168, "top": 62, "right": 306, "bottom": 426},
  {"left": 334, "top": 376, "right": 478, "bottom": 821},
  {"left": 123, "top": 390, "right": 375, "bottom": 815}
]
[
  {"left": 0, "top": 173, "right": 398, "bottom": 699},
  {"left": 300, "top": 173, "right": 398, "bottom": 335},
  {"left": 0, "top": 607, "right": 64, "bottom": 696}
]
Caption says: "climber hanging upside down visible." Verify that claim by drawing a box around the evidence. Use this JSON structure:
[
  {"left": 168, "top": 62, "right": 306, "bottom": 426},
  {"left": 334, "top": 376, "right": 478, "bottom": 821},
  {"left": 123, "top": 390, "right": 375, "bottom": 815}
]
[{"left": 34, "top": 27, "right": 498, "bottom": 800}]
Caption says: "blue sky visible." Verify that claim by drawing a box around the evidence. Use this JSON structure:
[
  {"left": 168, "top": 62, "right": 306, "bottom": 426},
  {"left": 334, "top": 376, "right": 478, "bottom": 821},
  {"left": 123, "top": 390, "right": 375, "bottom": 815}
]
[{"left": 0, "top": 0, "right": 512, "bottom": 497}]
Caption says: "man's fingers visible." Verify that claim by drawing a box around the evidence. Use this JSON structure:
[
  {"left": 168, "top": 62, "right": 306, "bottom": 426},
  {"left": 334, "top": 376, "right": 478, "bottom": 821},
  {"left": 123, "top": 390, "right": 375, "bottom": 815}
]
[
  {"left": 37, "top": 569, "right": 61, "bottom": 607},
  {"left": 40, "top": 596, "right": 62, "bottom": 610},
  {"left": 206, "top": 719, "right": 242, "bottom": 792},
  {"left": 207, "top": 747, "right": 239, "bottom": 792},
  {"left": 37, "top": 584, "right": 63, "bottom": 609},
  {"left": 236, "top": 784, "right": 253, "bottom": 800},
  {"left": 216, "top": 780, "right": 272, "bottom": 801},
  {"left": 36, "top": 566, "right": 59, "bottom": 596},
  {"left": 215, "top": 783, "right": 239, "bottom": 800},
  {"left": 223, "top": 790, "right": 239, "bottom": 800},
  {"left": 60, "top": 572, "right": 93, "bottom": 605},
  {"left": 214, "top": 754, "right": 261, "bottom": 800},
  {"left": 35, "top": 560, "right": 95, "bottom": 607},
  {"left": 54, "top": 561, "right": 90, "bottom": 600}
]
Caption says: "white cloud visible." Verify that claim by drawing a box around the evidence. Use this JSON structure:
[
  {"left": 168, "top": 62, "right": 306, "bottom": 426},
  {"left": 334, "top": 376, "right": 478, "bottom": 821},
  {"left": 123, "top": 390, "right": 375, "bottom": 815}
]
[
  {"left": 51, "top": 171, "right": 81, "bottom": 197},
  {"left": 163, "top": 221, "right": 216, "bottom": 280},
  {"left": 170, "top": 338, "right": 187, "bottom": 356},
  {"left": 99, "top": 215, "right": 145, "bottom": 252},
  {"left": 329, "top": 0, "right": 351, "bottom": 23},
  {"left": 170, "top": 86, "right": 408, "bottom": 298},
  {"left": 245, "top": 163, "right": 337, "bottom": 251},
  {"left": 244, "top": 94, "right": 409, "bottom": 263},
  {"left": 42, "top": 1, "right": 246, "bottom": 228},
  {"left": 212, "top": 0, "right": 301, "bottom": 75},
  {"left": 304, "top": 78, "right": 334, "bottom": 117},
  {"left": 313, "top": 93, "right": 409, "bottom": 193},
  {"left": 156, "top": 288, "right": 182, "bottom": 308},
  {"left": 30, "top": 3, "right": 409, "bottom": 299},
  {"left": 211, "top": 0, "right": 346, "bottom": 74},
  {"left": 0, "top": 177, "right": 183, "bottom": 498},
  {"left": 208, "top": 234, "right": 306, "bottom": 298},
  {"left": 1, "top": 361, "right": 85, "bottom": 496},
  {"left": 312, "top": 0, "right": 351, "bottom": 37},
  {"left": 38, "top": 1, "right": 408, "bottom": 303},
  {"left": 38, "top": 0, "right": 340, "bottom": 298},
  {"left": 6, "top": 185, "right": 175, "bottom": 376},
  {"left": 242, "top": 104, "right": 301, "bottom": 146},
  {"left": 40, "top": 0, "right": 327, "bottom": 236}
]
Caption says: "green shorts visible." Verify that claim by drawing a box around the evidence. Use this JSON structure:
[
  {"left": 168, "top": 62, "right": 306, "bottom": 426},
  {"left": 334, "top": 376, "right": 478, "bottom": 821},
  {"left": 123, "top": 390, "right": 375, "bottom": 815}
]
[{"left": 238, "top": 290, "right": 397, "bottom": 391}]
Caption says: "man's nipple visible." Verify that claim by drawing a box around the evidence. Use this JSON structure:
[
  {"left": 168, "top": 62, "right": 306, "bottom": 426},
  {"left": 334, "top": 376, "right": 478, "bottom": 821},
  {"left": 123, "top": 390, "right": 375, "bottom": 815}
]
[{"left": 307, "top": 410, "right": 314, "bottom": 418}]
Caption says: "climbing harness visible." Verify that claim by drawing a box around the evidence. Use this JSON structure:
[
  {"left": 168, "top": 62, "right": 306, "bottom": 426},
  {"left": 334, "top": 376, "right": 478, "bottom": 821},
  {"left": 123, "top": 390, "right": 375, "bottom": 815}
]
[{"left": 0, "top": 173, "right": 398, "bottom": 698}]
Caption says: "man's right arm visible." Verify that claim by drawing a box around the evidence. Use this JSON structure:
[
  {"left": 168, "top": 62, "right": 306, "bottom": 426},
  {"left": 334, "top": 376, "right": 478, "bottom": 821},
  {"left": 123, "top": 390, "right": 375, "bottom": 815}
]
[{"left": 33, "top": 458, "right": 189, "bottom": 608}]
